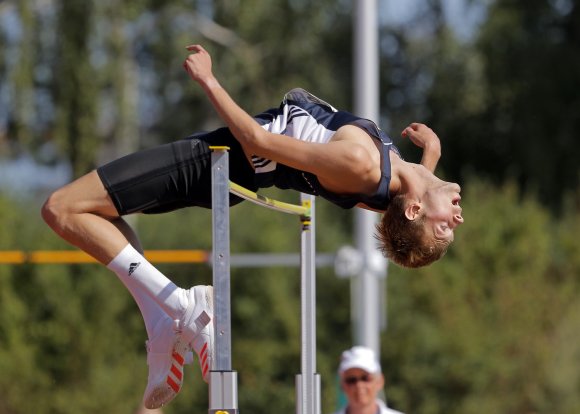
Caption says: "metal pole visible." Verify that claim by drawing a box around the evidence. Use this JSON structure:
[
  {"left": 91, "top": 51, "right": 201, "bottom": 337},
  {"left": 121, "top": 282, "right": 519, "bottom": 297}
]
[
  {"left": 296, "top": 194, "right": 320, "bottom": 414},
  {"left": 209, "top": 147, "right": 238, "bottom": 414},
  {"left": 210, "top": 149, "right": 320, "bottom": 414},
  {"left": 353, "top": 0, "right": 387, "bottom": 355}
]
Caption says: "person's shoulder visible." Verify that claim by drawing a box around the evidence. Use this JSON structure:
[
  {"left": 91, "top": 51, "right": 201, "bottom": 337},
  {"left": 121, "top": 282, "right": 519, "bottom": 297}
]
[{"left": 333, "top": 124, "right": 374, "bottom": 143}]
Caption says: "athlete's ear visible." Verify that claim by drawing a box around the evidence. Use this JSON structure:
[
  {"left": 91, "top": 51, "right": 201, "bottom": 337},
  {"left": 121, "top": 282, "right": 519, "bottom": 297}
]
[{"left": 405, "top": 201, "right": 422, "bottom": 221}]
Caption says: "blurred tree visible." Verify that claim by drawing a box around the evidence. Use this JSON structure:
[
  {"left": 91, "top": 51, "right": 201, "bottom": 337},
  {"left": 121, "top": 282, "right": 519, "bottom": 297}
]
[
  {"left": 98, "top": 0, "right": 142, "bottom": 160},
  {"left": 53, "top": 0, "right": 99, "bottom": 175},
  {"left": 382, "top": 180, "right": 580, "bottom": 414},
  {"left": 2, "top": 1, "right": 580, "bottom": 414},
  {"left": 425, "top": 0, "right": 580, "bottom": 210},
  {"left": 378, "top": 0, "right": 580, "bottom": 211},
  {"left": 474, "top": 0, "right": 580, "bottom": 209},
  {"left": 0, "top": 195, "right": 148, "bottom": 414},
  {"left": 9, "top": 0, "right": 35, "bottom": 152}
]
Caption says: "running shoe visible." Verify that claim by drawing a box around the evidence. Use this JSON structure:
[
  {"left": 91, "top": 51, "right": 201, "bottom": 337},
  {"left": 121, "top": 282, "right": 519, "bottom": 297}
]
[
  {"left": 179, "top": 285, "right": 214, "bottom": 383},
  {"left": 142, "top": 317, "right": 191, "bottom": 409},
  {"left": 142, "top": 286, "right": 214, "bottom": 408}
]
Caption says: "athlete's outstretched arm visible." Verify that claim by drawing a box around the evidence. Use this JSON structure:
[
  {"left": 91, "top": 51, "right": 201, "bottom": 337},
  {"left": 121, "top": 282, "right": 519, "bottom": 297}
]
[
  {"left": 402, "top": 123, "right": 441, "bottom": 173},
  {"left": 183, "top": 44, "right": 378, "bottom": 194},
  {"left": 182, "top": 44, "right": 265, "bottom": 155}
]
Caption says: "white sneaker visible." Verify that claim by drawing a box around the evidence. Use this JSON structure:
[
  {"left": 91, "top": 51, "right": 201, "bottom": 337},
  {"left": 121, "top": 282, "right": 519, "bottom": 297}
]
[
  {"left": 179, "top": 285, "right": 214, "bottom": 382},
  {"left": 142, "top": 314, "right": 207, "bottom": 409}
]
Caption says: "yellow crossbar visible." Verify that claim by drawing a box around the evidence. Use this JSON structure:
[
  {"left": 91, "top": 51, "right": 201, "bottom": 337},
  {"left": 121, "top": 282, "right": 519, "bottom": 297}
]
[
  {"left": 229, "top": 181, "right": 310, "bottom": 217},
  {"left": 0, "top": 250, "right": 209, "bottom": 264}
]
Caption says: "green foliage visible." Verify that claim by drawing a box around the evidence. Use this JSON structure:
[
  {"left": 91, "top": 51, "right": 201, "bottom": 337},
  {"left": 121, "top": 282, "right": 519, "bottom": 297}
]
[
  {"left": 379, "top": 1, "right": 580, "bottom": 211},
  {"left": 3, "top": 179, "right": 580, "bottom": 414},
  {"left": 9, "top": 0, "right": 35, "bottom": 151},
  {"left": 0, "top": 196, "right": 148, "bottom": 413},
  {"left": 436, "top": 0, "right": 579, "bottom": 209},
  {"left": 2, "top": 1, "right": 580, "bottom": 413},
  {"left": 382, "top": 180, "right": 580, "bottom": 414},
  {"left": 53, "top": 1, "right": 100, "bottom": 175}
]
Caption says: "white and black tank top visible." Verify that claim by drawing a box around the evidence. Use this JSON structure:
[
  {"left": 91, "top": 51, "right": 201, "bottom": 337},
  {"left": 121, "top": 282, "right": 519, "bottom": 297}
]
[{"left": 251, "top": 88, "right": 401, "bottom": 210}]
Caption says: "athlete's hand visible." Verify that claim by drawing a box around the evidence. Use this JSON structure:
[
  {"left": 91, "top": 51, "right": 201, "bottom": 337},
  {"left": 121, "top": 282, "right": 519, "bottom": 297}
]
[
  {"left": 183, "top": 44, "right": 216, "bottom": 86},
  {"left": 402, "top": 123, "right": 441, "bottom": 172},
  {"left": 401, "top": 123, "right": 440, "bottom": 151}
]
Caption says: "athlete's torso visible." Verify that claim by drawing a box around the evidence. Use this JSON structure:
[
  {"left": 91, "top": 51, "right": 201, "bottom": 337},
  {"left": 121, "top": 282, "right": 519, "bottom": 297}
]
[{"left": 251, "top": 88, "right": 401, "bottom": 210}]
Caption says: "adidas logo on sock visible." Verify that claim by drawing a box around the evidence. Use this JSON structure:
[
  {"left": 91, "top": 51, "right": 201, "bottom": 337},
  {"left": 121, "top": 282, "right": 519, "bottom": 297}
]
[{"left": 128, "top": 262, "right": 141, "bottom": 276}]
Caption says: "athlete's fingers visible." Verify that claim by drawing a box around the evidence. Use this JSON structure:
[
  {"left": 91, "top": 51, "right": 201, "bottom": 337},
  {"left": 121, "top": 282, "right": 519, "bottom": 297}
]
[
  {"left": 401, "top": 126, "right": 414, "bottom": 138},
  {"left": 185, "top": 44, "right": 205, "bottom": 53}
]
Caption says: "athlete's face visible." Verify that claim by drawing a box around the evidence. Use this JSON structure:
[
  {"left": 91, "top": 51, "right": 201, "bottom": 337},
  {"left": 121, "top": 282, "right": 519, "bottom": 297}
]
[{"left": 422, "top": 181, "right": 464, "bottom": 242}]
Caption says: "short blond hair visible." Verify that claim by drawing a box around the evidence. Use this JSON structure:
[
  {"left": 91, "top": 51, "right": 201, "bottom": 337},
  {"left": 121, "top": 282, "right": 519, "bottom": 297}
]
[{"left": 375, "top": 195, "right": 450, "bottom": 268}]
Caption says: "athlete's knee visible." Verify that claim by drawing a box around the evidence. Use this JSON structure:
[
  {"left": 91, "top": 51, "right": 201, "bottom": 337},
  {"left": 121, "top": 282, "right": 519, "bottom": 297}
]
[
  {"left": 42, "top": 171, "right": 119, "bottom": 233},
  {"left": 41, "top": 187, "right": 71, "bottom": 232}
]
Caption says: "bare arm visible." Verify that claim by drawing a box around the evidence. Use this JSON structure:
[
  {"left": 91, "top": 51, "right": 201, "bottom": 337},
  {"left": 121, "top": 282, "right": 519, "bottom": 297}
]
[
  {"left": 183, "top": 45, "right": 376, "bottom": 194},
  {"left": 183, "top": 45, "right": 264, "bottom": 155},
  {"left": 401, "top": 123, "right": 441, "bottom": 173}
]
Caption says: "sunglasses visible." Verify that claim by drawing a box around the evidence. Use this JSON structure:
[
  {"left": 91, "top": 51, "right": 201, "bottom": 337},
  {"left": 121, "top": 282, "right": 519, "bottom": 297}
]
[{"left": 343, "top": 374, "right": 373, "bottom": 385}]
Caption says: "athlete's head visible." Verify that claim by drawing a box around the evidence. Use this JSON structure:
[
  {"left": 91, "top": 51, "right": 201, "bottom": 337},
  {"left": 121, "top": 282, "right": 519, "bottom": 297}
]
[{"left": 376, "top": 181, "right": 463, "bottom": 268}]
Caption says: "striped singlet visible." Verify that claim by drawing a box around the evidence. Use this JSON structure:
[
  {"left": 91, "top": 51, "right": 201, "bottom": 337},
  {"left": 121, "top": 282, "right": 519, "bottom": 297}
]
[{"left": 251, "top": 88, "right": 401, "bottom": 210}]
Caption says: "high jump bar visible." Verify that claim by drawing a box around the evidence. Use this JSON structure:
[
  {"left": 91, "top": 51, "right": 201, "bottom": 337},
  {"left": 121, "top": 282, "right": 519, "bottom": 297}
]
[{"left": 229, "top": 181, "right": 311, "bottom": 217}]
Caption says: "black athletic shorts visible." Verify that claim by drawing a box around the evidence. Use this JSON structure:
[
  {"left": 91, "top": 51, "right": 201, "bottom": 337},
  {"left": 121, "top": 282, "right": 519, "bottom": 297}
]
[{"left": 97, "top": 128, "right": 257, "bottom": 215}]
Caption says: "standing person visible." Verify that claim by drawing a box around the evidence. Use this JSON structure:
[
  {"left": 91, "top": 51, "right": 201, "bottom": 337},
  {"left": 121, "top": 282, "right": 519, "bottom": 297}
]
[
  {"left": 334, "top": 346, "right": 404, "bottom": 414},
  {"left": 41, "top": 44, "right": 463, "bottom": 409}
]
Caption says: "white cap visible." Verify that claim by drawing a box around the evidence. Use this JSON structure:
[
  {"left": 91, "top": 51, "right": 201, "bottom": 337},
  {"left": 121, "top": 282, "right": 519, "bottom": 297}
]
[{"left": 338, "top": 346, "right": 381, "bottom": 374}]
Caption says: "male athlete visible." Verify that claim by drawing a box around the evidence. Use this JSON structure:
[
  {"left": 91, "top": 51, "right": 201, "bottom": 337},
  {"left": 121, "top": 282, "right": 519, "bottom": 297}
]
[{"left": 42, "top": 44, "right": 463, "bottom": 408}]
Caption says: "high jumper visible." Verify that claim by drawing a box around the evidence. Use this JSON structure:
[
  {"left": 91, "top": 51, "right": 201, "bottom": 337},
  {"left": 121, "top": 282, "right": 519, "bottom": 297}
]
[{"left": 41, "top": 44, "right": 463, "bottom": 409}]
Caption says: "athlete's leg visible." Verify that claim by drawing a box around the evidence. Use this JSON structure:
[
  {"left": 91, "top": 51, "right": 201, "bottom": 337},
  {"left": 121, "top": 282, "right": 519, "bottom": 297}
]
[
  {"left": 105, "top": 217, "right": 168, "bottom": 337},
  {"left": 41, "top": 170, "right": 190, "bottom": 321},
  {"left": 41, "top": 152, "right": 214, "bottom": 408},
  {"left": 41, "top": 170, "right": 127, "bottom": 264}
]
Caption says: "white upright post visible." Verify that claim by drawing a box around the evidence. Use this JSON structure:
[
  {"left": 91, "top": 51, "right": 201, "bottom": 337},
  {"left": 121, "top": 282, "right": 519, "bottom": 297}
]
[
  {"left": 353, "top": 0, "right": 387, "bottom": 355},
  {"left": 210, "top": 148, "right": 320, "bottom": 414}
]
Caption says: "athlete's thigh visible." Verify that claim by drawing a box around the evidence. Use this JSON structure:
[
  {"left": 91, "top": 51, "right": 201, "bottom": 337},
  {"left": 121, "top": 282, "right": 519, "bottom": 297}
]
[
  {"left": 54, "top": 170, "right": 120, "bottom": 218},
  {"left": 97, "top": 139, "right": 213, "bottom": 215}
]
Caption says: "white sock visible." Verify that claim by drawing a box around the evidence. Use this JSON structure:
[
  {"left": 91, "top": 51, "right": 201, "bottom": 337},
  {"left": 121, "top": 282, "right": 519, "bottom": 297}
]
[
  {"left": 107, "top": 244, "right": 189, "bottom": 321},
  {"left": 113, "top": 280, "right": 165, "bottom": 339}
]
